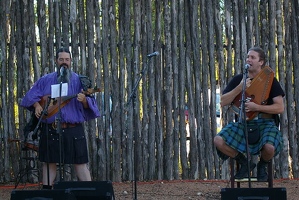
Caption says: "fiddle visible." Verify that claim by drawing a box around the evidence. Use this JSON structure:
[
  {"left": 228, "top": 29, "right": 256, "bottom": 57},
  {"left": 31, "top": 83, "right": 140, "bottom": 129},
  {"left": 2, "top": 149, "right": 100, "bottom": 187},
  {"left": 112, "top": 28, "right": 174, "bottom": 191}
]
[{"left": 39, "top": 87, "right": 101, "bottom": 119}]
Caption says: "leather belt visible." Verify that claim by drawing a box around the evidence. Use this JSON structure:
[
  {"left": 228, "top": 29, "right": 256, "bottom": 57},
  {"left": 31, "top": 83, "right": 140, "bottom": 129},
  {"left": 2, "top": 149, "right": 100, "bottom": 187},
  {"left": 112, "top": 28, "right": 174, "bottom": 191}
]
[
  {"left": 257, "top": 113, "right": 273, "bottom": 119},
  {"left": 49, "top": 122, "right": 81, "bottom": 130}
]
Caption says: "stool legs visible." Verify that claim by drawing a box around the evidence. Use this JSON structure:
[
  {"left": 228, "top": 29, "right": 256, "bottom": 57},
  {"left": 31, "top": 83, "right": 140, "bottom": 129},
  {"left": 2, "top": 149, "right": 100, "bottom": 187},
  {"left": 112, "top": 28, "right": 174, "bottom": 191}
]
[{"left": 268, "top": 160, "right": 273, "bottom": 188}]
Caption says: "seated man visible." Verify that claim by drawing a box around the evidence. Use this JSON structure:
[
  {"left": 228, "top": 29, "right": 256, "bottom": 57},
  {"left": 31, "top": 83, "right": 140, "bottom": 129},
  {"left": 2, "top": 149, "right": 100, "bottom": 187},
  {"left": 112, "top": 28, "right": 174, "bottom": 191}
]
[{"left": 214, "top": 47, "right": 285, "bottom": 181}]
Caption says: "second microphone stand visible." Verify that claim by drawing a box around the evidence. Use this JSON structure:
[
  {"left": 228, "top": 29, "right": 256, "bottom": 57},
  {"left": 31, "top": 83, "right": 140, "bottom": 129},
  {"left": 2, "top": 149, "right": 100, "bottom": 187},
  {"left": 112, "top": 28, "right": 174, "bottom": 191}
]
[
  {"left": 126, "top": 56, "right": 153, "bottom": 200},
  {"left": 238, "top": 66, "right": 252, "bottom": 188}
]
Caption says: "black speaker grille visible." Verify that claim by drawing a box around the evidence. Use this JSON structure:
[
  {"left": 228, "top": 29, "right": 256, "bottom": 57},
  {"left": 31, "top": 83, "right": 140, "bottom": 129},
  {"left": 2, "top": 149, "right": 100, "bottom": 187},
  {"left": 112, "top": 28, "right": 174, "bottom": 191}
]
[{"left": 221, "top": 187, "right": 286, "bottom": 200}]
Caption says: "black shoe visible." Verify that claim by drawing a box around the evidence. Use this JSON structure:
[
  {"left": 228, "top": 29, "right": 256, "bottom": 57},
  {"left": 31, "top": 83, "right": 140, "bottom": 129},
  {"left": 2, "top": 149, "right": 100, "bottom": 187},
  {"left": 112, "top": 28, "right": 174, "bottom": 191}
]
[
  {"left": 42, "top": 185, "right": 52, "bottom": 190},
  {"left": 234, "top": 163, "right": 256, "bottom": 179},
  {"left": 257, "top": 161, "right": 268, "bottom": 182}
]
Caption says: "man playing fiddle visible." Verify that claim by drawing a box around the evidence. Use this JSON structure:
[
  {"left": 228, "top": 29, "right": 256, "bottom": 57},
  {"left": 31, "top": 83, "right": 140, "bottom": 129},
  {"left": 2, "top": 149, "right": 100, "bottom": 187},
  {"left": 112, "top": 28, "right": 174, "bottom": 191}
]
[{"left": 20, "top": 47, "right": 100, "bottom": 189}]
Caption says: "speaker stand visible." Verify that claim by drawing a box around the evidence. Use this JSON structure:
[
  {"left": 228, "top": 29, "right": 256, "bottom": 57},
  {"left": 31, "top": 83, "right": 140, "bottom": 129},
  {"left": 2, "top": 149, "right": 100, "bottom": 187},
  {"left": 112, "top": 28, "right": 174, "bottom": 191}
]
[{"left": 15, "top": 147, "right": 40, "bottom": 188}]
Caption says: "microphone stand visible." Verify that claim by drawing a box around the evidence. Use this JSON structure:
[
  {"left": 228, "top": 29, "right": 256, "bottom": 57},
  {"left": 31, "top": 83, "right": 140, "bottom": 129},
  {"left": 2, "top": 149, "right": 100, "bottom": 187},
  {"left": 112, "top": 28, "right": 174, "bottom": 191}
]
[
  {"left": 57, "top": 79, "right": 64, "bottom": 182},
  {"left": 238, "top": 66, "right": 252, "bottom": 188},
  {"left": 32, "top": 96, "right": 52, "bottom": 186},
  {"left": 126, "top": 56, "right": 152, "bottom": 200}
]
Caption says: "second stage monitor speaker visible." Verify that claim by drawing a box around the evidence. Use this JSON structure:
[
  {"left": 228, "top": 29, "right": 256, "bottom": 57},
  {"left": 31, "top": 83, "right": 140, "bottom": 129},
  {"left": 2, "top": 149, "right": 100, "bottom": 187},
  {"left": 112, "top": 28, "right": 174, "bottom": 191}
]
[
  {"left": 53, "top": 180, "right": 115, "bottom": 200},
  {"left": 221, "top": 187, "right": 287, "bottom": 200}
]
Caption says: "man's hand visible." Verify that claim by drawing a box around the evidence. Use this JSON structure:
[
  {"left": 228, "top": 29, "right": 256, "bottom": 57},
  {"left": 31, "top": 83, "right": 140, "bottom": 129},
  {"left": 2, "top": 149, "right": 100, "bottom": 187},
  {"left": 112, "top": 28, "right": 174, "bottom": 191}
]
[
  {"left": 245, "top": 101, "right": 258, "bottom": 112},
  {"left": 77, "top": 92, "right": 89, "bottom": 108},
  {"left": 239, "top": 78, "right": 252, "bottom": 90},
  {"left": 34, "top": 102, "right": 43, "bottom": 118}
]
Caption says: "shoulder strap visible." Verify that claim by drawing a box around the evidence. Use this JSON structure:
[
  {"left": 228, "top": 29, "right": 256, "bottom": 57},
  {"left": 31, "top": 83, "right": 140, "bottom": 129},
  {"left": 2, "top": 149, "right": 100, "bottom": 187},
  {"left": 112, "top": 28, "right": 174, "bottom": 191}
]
[{"left": 79, "top": 75, "right": 92, "bottom": 91}]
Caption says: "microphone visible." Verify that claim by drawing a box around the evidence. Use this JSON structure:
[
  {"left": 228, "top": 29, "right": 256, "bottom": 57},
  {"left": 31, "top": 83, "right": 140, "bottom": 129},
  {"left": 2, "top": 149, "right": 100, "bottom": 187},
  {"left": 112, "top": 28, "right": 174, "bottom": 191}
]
[
  {"left": 60, "top": 65, "right": 67, "bottom": 77},
  {"left": 147, "top": 51, "right": 159, "bottom": 58},
  {"left": 245, "top": 64, "right": 250, "bottom": 70}
]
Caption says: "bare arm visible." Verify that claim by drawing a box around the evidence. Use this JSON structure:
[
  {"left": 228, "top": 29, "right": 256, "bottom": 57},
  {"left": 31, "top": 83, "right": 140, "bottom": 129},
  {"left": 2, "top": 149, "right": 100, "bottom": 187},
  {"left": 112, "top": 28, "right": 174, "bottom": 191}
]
[
  {"left": 220, "top": 78, "right": 252, "bottom": 107},
  {"left": 245, "top": 95, "right": 284, "bottom": 114}
]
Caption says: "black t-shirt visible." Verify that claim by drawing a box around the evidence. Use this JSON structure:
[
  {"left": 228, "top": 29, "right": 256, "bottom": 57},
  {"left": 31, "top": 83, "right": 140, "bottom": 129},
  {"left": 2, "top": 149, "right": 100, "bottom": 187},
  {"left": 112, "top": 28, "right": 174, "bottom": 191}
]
[{"left": 223, "top": 74, "right": 285, "bottom": 105}]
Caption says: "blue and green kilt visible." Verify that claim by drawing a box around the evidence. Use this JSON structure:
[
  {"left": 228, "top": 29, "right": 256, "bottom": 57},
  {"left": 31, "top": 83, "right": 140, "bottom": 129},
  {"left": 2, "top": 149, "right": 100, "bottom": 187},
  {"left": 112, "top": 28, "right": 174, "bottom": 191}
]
[{"left": 216, "top": 118, "right": 283, "bottom": 160}]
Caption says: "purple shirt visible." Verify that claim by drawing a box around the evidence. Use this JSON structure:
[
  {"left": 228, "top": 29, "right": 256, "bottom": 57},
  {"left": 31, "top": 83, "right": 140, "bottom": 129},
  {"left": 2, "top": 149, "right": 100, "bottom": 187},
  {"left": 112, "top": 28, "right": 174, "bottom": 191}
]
[{"left": 20, "top": 72, "right": 100, "bottom": 124}]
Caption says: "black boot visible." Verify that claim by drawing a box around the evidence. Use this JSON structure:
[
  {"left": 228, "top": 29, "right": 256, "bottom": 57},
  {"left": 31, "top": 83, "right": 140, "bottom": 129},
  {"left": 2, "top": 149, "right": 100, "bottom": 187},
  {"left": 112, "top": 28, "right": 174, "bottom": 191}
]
[
  {"left": 257, "top": 158, "right": 269, "bottom": 181},
  {"left": 42, "top": 185, "right": 52, "bottom": 190},
  {"left": 234, "top": 153, "right": 256, "bottom": 179}
]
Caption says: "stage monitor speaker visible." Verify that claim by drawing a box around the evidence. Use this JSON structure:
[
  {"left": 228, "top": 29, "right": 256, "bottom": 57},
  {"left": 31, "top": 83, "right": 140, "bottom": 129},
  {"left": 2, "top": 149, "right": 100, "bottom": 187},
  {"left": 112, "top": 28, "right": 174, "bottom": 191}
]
[
  {"left": 53, "top": 181, "right": 115, "bottom": 200},
  {"left": 10, "top": 189, "right": 76, "bottom": 200},
  {"left": 221, "top": 187, "right": 287, "bottom": 200}
]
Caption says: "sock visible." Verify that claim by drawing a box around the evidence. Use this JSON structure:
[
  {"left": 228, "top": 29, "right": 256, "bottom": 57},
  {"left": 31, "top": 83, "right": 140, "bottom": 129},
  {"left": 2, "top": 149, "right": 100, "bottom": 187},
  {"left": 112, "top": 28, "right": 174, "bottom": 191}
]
[
  {"left": 259, "top": 157, "right": 271, "bottom": 164},
  {"left": 234, "top": 153, "right": 247, "bottom": 164}
]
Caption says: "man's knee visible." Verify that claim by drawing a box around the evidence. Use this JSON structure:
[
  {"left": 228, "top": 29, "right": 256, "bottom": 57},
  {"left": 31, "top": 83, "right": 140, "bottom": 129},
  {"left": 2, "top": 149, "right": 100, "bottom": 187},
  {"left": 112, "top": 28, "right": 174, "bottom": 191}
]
[
  {"left": 263, "top": 143, "right": 275, "bottom": 154},
  {"left": 214, "top": 135, "right": 224, "bottom": 147}
]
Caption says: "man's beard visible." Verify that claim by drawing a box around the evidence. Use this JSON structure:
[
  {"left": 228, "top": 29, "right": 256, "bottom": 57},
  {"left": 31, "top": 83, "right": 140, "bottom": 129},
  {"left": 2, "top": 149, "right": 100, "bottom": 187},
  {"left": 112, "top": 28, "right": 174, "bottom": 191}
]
[{"left": 58, "top": 67, "right": 71, "bottom": 83}]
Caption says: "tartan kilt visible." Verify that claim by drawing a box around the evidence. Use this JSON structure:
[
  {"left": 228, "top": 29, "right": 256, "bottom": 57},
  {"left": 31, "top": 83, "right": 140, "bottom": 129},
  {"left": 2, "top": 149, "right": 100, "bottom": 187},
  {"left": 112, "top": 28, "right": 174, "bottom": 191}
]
[{"left": 216, "top": 118, "right": 283, "bottom": 160}]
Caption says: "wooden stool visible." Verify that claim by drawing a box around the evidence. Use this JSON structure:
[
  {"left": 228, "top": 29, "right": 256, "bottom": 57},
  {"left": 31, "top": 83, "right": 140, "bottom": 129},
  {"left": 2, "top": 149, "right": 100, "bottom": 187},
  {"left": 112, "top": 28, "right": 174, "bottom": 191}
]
[{"left": 230, "top": 158, "right": 273, "bottom": 188}]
